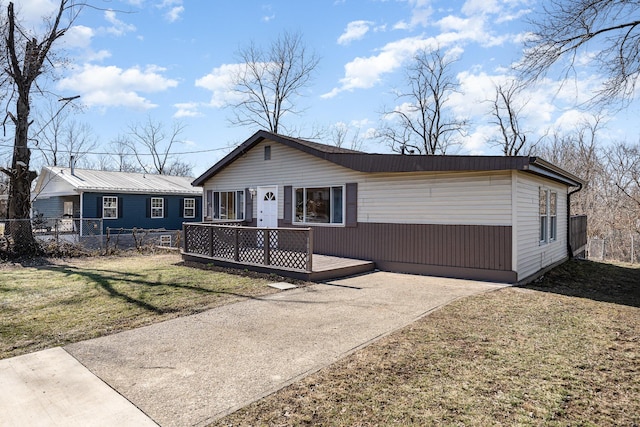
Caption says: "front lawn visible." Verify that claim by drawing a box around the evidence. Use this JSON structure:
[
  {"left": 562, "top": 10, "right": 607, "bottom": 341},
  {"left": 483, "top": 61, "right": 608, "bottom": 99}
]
[{"left": 0, "top": 253, "right": 278, "bottom": 359}]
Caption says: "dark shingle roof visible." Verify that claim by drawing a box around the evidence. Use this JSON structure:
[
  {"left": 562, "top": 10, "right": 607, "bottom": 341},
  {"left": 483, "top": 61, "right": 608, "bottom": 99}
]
[{"left": 192, "top": 130, "right": 584, "bottom": 187}]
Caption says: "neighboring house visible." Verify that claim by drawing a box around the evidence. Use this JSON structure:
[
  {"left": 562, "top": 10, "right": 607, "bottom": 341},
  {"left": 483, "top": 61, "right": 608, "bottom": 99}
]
[
  {"left": 32, "top": 167, "right": 202, "bottom": 233},
  {"left": 191, "top": 130, "right": 585, "bottom": 284}
]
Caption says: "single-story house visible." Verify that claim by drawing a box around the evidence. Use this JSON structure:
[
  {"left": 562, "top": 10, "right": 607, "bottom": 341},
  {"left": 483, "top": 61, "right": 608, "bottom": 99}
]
[
  {"left": 190, "top": 130, "right": 585, "bottom": 283},
  {"left": 32, "top": 166, "right": 202, "bottom": 233}
]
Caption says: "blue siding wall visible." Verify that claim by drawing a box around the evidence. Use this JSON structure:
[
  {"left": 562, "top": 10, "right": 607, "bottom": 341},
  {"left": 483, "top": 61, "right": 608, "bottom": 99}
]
[
  {"left": 33, "top": 197, "right": 63, "bottom": 218},
  {"left": 82, "top": 192, "right": 202, "bottom": 232},
  {"left": 33, "top": 196, "right": 80, "bottom": 218}
]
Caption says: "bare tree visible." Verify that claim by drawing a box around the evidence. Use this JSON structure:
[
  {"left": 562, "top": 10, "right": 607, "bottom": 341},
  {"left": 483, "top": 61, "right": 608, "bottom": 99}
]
[
  {"left": 488, "top": 79, "right": 542, "bottom": 156},
  {"left": 108, "top": 135, "right": 141, "bottom": 172},
  {"left": 0, "top": 1, "right": 81, "bottom": 255},
  {"left": 606, "top": 141, "right": 640, "bottom": 209},
  {"left": 519, "top": 0, "right": 640, "bottom": 105},
  {"left": 378, "top": 48, "right": 467, "bottom": 155},
  {"left": 229, "top": 30, "right": 320, "bottom": 134},
  {"left": 63, "top": 120, "right": 98, "bottom": 167},
  {"left": 329, "top": 122, "right": 365, "bottom": 151},
  {"left": 34, "top": 102, "right": 98, "bottom": 168},
  {"left": 33, "top": 101, "right": 67, "bottom": 167},
  {"left": 125, "top": 117, "right": 193, "bottom": 176}
]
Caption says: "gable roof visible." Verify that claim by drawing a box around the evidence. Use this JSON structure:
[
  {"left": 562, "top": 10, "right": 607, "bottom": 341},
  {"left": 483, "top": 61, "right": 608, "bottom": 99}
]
[
  {"left": 192, "top": 130, "right": 585, "bottom": 187},
  {"left": 36, "top": 167, "right": 202, "bottom": 196}
]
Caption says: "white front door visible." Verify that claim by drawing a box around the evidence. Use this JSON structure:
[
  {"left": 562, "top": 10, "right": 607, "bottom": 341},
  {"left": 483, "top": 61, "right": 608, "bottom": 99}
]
[{"left": 257, "top": 186, "right": 278, "bottom": 228}]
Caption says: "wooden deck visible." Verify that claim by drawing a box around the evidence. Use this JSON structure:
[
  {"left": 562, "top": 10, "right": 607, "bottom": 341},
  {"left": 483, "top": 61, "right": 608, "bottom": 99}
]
[{"left": 182, "top": 251, "right": 375, "bottom": 281}]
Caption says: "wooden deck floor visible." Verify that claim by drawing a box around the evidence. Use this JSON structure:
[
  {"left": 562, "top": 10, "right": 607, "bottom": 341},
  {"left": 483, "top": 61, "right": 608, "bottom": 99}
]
[{"left": 182, "top": 252, "right": 375, "bottom": 281}]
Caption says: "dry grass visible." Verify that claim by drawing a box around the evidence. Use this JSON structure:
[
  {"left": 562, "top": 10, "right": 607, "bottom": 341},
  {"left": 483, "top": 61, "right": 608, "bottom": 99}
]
[
  {"left": 0, "top": 253, "right": 281, "bottom": 359},
  {"left": 212, "top": 259, "right": 640, "bottom": 426}
]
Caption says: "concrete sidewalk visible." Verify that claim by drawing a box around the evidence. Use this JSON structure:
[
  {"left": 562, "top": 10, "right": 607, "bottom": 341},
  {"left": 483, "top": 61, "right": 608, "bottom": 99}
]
[{"left": 1, "top": 272, "right": 505, "bottom": 426}]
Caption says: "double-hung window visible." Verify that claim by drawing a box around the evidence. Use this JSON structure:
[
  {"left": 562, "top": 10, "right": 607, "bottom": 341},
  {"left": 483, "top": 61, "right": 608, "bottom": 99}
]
[
  {"left": 212, "top": 190, "right": 245, "bottom": 220},
  {"left": 151, "top": 197, "right": 164, "bottom": 218},
  {"left": 549, "top": 192, "right": 557, "bottom": 241},
  {"left": 539, "top": 188, "right": 558, "bottom": 243},
  {"left": 103, "top": 196, "right": 118, "bottom": 219},
  {"left": 539, "top": 188, "right": 548, "bottom": 243},
  {"left": 183, "top": 198, "right": 196, "bottom": 218},
  {"left": 294, "top": 186, "right": 344, "bottom": 225}
]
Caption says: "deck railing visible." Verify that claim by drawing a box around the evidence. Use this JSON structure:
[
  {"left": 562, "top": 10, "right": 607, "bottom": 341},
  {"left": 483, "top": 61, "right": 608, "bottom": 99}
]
[{"left": 183, "top": 223, "right": 313, "bottom": 272}]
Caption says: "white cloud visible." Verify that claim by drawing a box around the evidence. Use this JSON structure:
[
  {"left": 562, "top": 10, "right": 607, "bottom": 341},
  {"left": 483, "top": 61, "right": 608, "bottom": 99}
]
[
  {"left": 174, "top": 102, "right": 202, "bottom": 118},
  {"left": 12, "top": 0, "right": 57, "bottom": 25},
  {"left": 337, "top": 21, "right": 374, "bottom": 45},
  {"left": 86, "top": 50, "right": 112, "bottom": 62},
  {"left": 104, "top": 10, "right": 136, "bottom": 36},
  {"left": 165, "top": 6, "right": 184, "bottom": 22},
  {"left": 62, "top": 25, "right": 94, "bottom": 49},
  {"left": 158, "top": 0, "right": 182, "bottom": 6},
  {"left": 153, "top": 0, "right": 184, "bottom": 21},
  {"left": 461, "top": 0, "right": 500, "bottom": 15},
  {"left": 58, "top": 64, "right": 179, "bottom": 110},
  {"left": 393, "top": 0, "right": 433, "bottom": 30},
  {"left": 195, "top": 63, "right": 245, "bottom": 107},
  {"left": 461, "top": 124, "right": 496, "bottom": 153},
  {"left": 322, "top": 36, "right": 436, "bottom": 98},
  {"left": 435, "top": 14, "right": 506, "bottom": 47}
]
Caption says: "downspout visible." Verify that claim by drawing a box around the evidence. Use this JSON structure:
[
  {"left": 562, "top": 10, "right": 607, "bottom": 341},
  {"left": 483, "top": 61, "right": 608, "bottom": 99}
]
[{"left": 567, "top": 183, "right": 583, "bottom": 258}]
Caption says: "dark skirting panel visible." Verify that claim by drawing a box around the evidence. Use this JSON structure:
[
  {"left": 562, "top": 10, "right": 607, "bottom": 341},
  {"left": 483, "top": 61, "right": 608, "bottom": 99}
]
[{"left": 280, "top": 221, "right": 515, "bottom": 282}]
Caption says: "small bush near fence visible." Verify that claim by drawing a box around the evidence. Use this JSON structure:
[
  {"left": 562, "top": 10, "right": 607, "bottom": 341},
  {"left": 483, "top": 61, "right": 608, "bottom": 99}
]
[{"left": 104, "top": 227, "right": 182, "bottom": 254}]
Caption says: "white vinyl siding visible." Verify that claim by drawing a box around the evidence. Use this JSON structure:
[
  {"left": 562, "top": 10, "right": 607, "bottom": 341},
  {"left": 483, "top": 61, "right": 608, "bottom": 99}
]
[
  {"left": 203, "top": 141, "right": 514, "bottom": 226},
  {"left": 359, "top": 171, "right": 512, "bottom": 225},
  {"left": 516, "top": 173, "right": 568, "bottom": 281}
]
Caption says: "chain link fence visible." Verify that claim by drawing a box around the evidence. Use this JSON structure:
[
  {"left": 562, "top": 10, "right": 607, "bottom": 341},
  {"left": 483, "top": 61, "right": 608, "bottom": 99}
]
[
  {"left": 1, "top": 217, "right": 183, "bottom": 255},
  {"left": 0, "top": 217, "right": 104, "bottom": 252},
  {"left": 588, "top": 234, "right": 640, "bottom": 264}
]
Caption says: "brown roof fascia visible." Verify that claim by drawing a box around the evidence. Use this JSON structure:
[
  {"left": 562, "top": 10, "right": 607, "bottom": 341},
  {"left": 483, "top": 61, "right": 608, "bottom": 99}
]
[{"left": 191, "top": 130, "right": 584, "bottom": 187}]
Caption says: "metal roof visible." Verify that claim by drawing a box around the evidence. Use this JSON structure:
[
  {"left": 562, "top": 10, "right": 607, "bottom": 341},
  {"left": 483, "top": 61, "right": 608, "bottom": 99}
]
[
  {"left": 42, "top": 167, "right": 202, "bottom": 195},
  {"left": 192, "top": 130, "right": 585, "bottom": 187}
]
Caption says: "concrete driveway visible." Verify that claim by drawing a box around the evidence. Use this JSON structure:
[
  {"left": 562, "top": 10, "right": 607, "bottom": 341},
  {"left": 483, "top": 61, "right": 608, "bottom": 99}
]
[{"left": 1, "top": 272, "right": 506, "bottom": 427}]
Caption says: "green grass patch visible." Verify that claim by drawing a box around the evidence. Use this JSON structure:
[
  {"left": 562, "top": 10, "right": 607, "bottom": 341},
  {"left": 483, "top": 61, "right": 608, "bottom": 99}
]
[
  {"left": 212, "top": 259, "right": 640, "bottom": 426},
  {"left": 0, "top": 253, "right": 277, "bottom": 359}
]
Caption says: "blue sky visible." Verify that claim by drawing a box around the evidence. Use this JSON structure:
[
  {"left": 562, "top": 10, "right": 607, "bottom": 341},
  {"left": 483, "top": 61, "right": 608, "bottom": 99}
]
[{"left": 8, "top": 0, "right": 640, "bottom": 176}]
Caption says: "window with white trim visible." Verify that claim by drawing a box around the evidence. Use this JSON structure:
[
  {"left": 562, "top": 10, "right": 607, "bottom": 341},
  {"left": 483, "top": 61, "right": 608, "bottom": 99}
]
[
  {"left": 549, "top": 191, "right": 557, "bottom": 241},
  {"left": 103, "top": 196, "right": 118, "bottom": 219},
  {"left": 183, "top": 198, "right": 196, "bottom": 218},
  {"left": 151, "top": 197, "right": 164, "bottom": 218},
  {"left": 212, "top": 190, "right": 245, "bottom": 220},
  {"left": 539, "top": 188, "right": 548, "bottom": 243},
  {"left": 539, "top": 188, "right": 559, "bottom": 244},
  {"left": 294, "top": 186, "right": 344, "bottom": 224}
]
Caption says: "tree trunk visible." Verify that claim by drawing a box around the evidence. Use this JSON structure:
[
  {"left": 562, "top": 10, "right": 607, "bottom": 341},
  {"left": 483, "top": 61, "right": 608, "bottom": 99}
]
[{"left": 6, "top": 87, "right": 39, "bottom": 255}]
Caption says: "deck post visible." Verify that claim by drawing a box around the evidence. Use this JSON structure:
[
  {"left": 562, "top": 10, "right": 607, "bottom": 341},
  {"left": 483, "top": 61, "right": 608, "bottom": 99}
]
[
  {"left": 233, "top": 228, "right": 239, "bottom": 261},
  {"left": 264, "top": 229, "right": 271, "bottom": 265},
  {"left": 306, "top": 227, "right": 313, "bottom": 272},
  {"left": 208, "top": 226, "right": 214, "bottom": 257},
  {"left": 183, "top": 224, "right": 188, "bottom": 253}
]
